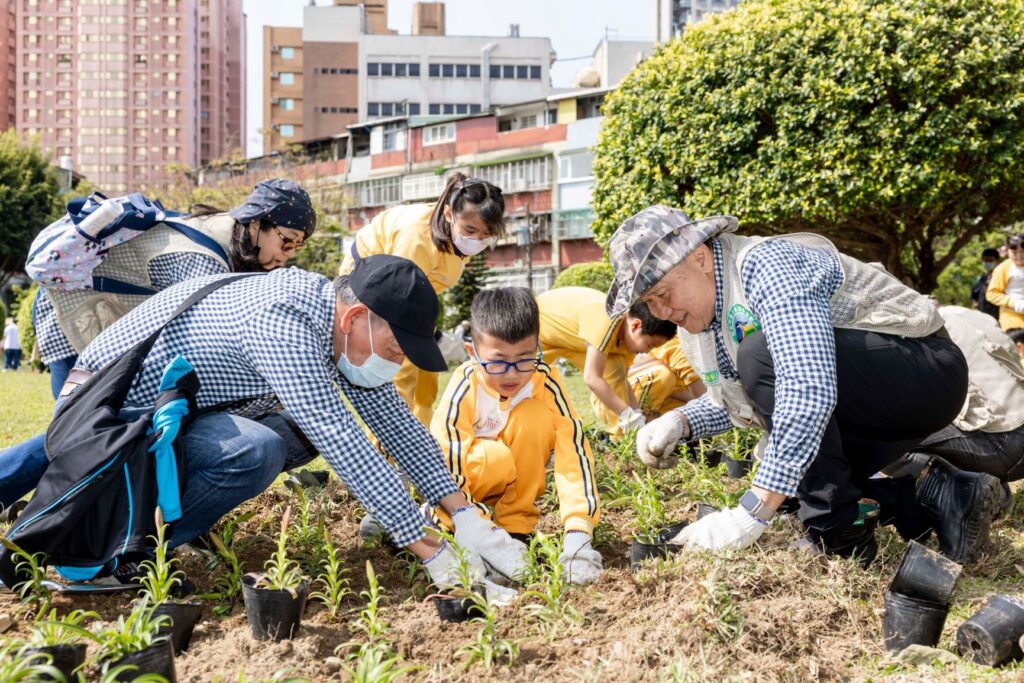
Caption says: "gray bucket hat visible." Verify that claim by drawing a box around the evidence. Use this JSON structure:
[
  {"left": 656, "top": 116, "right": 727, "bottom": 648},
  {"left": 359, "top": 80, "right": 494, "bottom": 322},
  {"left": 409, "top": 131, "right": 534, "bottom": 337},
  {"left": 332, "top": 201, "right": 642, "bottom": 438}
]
[{"left": 606, "top": 205, "right": 738, "bottom": 317}]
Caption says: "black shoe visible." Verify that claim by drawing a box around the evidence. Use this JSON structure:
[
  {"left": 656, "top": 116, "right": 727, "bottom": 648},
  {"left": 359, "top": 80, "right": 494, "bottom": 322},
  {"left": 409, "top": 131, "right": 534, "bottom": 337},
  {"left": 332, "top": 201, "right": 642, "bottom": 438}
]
[
  {"left": 916, "top": 458, "right": 1002, "bottom": 564},
  {"left": 995, "top": 481, "right": 1015, "bottom": 521},
  {"left": 798, "top": 501, "right": 880, "bottom": 568}
]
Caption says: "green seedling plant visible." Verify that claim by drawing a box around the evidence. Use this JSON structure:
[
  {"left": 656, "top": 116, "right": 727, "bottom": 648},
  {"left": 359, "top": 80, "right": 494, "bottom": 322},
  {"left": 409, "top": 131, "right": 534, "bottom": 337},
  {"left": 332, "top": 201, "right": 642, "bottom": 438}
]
[
  {"left": 139, "top": 507, "right": 184, "bottom": 606},
  {"left": 57, "top": 596, "right": 172, "bottom": 672},
  {"left": 0, "top": 640, "right": 65, "bottom": 682},
  {"left": 197, "top": 510, "right": 254, "bottom": 612},
  {"left": 309, "top": 526, "right": 351, "bottom": 617},
  {"left": 254, "top": 506, "right": 305, "bottom": 595},
  {"left": 337, "top": 561, "right": 421, "bottom": 683},
  {"left": 632, "top": 471, "right": 669, "bottom": 544},
  {"left": 0, "top": 537, "right": 52, "bottom": 620},
  {"left": 520, "top": 532, "right": 580, "bottom": 640},
  {"left": 455, "top": 591, "right": 519, "bottom": 670},
  {"left": 96, "top": 666, "right": 169, "bottom": 683},
  {"left": 288, "top": 486, "right": 327, "bottom": 572},
  {"left": 29, "top": 607, "right": 98, "bottom": 648}
]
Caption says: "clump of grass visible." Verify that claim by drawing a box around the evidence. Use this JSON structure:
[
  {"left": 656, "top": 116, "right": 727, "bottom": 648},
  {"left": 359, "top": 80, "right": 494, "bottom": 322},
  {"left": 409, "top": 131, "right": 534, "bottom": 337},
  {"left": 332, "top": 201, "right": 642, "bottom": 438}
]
[
  {"left": 520, "top": 533, "right": 580, "bottom": 640},
  {"left": 309, "top": 527, "right": 351, "bottom": 617},
  {"left": 0, "top": 537, "right": 51, "bottom": 620}
]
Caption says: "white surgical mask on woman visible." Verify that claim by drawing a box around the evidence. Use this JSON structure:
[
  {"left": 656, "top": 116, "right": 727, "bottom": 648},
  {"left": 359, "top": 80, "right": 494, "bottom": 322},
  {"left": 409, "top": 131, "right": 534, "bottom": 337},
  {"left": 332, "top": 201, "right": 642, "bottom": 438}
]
[{"left": 336, "top": 316, "right": 401, "bottom": 388}]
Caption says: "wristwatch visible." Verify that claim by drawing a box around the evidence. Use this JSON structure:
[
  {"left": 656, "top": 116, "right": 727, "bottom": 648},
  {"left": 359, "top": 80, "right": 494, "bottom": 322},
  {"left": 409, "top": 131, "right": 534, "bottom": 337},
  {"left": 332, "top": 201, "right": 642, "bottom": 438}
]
[{"left": 739, "top": 489, "right": 775, "bottom": 523}]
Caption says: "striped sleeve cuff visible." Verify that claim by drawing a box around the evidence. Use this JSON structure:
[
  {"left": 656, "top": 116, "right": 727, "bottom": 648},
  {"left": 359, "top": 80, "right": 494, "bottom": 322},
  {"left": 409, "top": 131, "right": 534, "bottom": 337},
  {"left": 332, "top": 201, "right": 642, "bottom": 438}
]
[
  {"left": 679, "top": 396, "right": 733, "bottom": 439},
  {"left": 752, "top": 457, "right": 804, "bottom": 498}
]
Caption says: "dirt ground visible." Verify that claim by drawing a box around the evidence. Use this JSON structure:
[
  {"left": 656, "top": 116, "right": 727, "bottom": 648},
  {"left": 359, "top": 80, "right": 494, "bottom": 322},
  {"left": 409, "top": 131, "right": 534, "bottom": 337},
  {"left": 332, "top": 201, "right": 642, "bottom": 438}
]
[{"left": 4, "top": 437, "right": 1024, "bottom": 682}]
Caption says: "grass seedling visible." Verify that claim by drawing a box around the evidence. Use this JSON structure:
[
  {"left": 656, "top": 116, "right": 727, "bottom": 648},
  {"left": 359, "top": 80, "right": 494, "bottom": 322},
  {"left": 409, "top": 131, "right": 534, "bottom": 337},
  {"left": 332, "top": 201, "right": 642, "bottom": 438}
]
[
  {"left": 455, "top": 594, "right": 519, "bottom": 669},
  {"left": 632, "top": 471, "right": 668, "bottom": 543},
  {"left": 289, "top": 486, "right": 327, "bottom": 572},
  {"left": 0, "top": 537, "right": 52, "bottom": 620},
  {"left": 254, "top": 506, "right": 305, "bottom": 595},
  {"left": 342, "top": 645, "right": 421, "bottom": 683},
  {"left": 349, "top": 560, "right": 389, "bottom": 646},
  {"left": 96, "top": 666, "right": 168, "bottom": 683},
  {"left": 0, "top": 641, "right": 65, "bottom": 682},
  {"left": 309, "top": 527, "right": 351, "bottom": 617},
  {"left": 80, "top": 596, "right": 170, "bottom": 672},
  {"left": 30, "top": 607, "right": 98, "bottom": 648},
  {"left": 139, "top": 507, "right": 184, "bottom": 606},
  {"left": 520, "top": 533, "right": 580, "bottom": 639}
]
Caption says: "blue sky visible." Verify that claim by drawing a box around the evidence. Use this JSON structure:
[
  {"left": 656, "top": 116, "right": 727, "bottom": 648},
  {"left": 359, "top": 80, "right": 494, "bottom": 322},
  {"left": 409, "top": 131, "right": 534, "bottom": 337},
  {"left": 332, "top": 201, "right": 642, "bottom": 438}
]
[{"left": 242, "top": 0, "right": 655, "bottom": 156}]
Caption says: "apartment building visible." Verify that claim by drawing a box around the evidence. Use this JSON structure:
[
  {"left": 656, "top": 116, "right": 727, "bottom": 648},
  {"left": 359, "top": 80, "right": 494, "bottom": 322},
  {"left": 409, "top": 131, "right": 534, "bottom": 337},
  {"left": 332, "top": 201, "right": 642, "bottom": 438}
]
[
  {"left": 17, "top": 0, "right": 244, "bottom": 193},
  {"left": 655, "top": 0, "right": 742, "bottom": 42},
  {"left": 0, "top": 1, "right": 14, "bottom": 130},
  {"left": 263, "top": 26, "right": 302, "bottom": 155}
]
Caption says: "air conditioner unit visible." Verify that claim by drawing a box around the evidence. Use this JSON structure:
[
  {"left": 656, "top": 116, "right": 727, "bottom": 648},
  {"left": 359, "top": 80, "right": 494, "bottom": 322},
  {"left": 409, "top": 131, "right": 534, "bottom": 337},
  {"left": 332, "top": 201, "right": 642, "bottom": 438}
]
[
  {"left": 270, "top": 71, "right": 280, "bottom": 79},
  {"left": 270, "top": 97, "right": 280, "bottom": 104},
  {"left": 271, "top": 46, "right": 280, "bottom": 53}
]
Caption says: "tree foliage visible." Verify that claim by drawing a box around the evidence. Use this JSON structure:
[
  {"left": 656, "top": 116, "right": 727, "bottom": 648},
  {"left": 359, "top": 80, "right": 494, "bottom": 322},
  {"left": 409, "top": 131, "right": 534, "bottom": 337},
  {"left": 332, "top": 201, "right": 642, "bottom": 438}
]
[
  {"left": 12, "top": 283, "right": 38, "bottom": 357},
  {"left": 443, "top": 254, "right": 490, "bottom": 329},
  {"left": 552, "top": 262, "right": 615, "bottom": 293},
  {"left": 0, "top": 131, "right": 62, "bottom": 288},
  {"left": 591, "top": 0, "right": 1024, "bottom": 292}
]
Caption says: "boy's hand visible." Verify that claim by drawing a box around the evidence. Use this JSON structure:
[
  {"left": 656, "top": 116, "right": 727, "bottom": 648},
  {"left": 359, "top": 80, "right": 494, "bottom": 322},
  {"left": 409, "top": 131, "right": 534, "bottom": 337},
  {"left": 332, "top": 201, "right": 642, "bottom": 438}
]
[
  {"left": 452, "top": 506, "right": 529, "bottom": 580},
  {"left": 618, "top": 406, "right": 646, "bottom": 433},
  {"left": 558, "top": 531, "right": 603, "bottom": 584},
  {"left": 636, "top": 412, "right": 685, "bottom": 469}
]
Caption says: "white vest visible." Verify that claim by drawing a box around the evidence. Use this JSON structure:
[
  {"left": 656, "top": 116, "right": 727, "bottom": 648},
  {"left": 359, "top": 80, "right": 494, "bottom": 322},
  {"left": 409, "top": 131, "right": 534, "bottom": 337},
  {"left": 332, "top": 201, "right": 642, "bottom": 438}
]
[
  {"left": 939, "top": 305, "right": 1024, "bottom": 433},
  {"left": 49, "top": 214, "right": 235, "bottom": 352},
  {"left": 678, "top": 233, "right": 946, "bottom": 429}
]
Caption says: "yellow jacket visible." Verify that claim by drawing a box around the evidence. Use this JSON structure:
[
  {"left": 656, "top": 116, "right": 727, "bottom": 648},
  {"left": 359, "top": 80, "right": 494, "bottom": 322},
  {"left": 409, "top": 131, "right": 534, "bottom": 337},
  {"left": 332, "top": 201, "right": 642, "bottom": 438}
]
[
  {"left": 340, "top": 203, "right": 466, "bottom": 294},
  {"left": 431, "top": 360, "right": 600, "bottom": 533},
  {"left": 537, "top": 286, "right": 631, "bottom": 367},
  {"left": 985, "top": 260, "right": 1024, "bottom": 331},
  {"left": 645, "top": 336, "right": 701, "bottom": 388}
]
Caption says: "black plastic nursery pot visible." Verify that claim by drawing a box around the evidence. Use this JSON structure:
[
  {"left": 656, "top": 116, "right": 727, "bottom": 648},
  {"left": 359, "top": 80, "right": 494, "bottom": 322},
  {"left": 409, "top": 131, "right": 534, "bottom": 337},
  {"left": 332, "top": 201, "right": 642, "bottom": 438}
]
[
  {"left": 154, "top": 600, "right": 202, "bottom": 654},
  {"left": 433, "top": 584, "right": 487, "bottom": 623},
  {"left": 630, "top": 521, "right": 687, "bottom": 572},
  {"left": 956, "top": 594, "right": 1024, "bottom": 667},
  {"left": 241, "top": 575, "right": 310, "bottom": 642},
  {"left": 725, "top": 456, "right": 753, "bottom": 479},
  {"left": 888, "top": 540, "right": 962, "bottom": 606},
  {"left": 882, "top": 590, "right": 948, "bottom": 652},
  {"left": 696, "top": 503, "right": 719, "bottom": 521},
  {"left": 109, "top": 637, "right": 177, "bottom": 683},
  {"left": 24, "top": 643, "right": 86, "bottom": 682},
  {"left": 699, "top": 448, "right": 724, "bottom": 468}
]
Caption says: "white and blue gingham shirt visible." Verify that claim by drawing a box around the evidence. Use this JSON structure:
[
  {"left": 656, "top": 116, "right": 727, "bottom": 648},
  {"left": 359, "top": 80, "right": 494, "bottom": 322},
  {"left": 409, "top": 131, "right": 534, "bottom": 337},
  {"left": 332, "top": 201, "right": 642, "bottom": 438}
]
[
  {"left": 35, "top": 253, "right": 225, "bottom": 364},
  {"left": 78, "top": 268, "right": 458, "bottom": 545},
  {"left": 680, "top": 238, "right": 843, "bottom": 497}
]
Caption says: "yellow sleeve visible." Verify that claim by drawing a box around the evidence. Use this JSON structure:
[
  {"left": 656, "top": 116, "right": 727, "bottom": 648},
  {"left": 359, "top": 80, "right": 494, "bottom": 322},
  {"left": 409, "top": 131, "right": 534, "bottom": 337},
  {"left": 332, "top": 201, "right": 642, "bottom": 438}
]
[
  {"left": 987, "top": 261, "right": 1012, "bottom": 307},
  {"left": 539, "top": 364, "right": 600, "bottom": 533},
  {"left": 661, "top": 339, "right": 701, "bottom": 387},
  {"left": 578, "top": 303, "right": 620, "bottom": 354},
  {"left": 430, "top": 364, "right": 482, "bottom": 504}
]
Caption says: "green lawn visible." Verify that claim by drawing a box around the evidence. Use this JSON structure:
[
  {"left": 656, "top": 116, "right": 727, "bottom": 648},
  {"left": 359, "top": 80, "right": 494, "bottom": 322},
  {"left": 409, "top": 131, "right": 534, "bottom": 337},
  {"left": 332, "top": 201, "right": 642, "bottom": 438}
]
[{"left": 0, "top": 369, "right": 54, "bottom": 449}]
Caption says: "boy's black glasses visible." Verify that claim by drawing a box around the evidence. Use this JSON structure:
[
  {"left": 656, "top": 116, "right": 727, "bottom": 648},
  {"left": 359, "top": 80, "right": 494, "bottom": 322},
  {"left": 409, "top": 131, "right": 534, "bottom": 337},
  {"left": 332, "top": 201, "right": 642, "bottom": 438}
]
[{"left": 471, "top": 342, "right": 543, "bottom": 375}]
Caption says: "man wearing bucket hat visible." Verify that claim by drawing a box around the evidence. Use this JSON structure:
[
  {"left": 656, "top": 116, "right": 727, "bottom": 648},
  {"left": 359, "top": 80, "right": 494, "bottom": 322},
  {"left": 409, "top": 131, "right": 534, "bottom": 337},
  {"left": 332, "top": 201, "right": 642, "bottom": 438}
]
[
  {"left": 613, "top": 205, "right": 1002, "bottom": 564},
  {"left": 0, "top": 256, "right": 526, "bottom": 591}
]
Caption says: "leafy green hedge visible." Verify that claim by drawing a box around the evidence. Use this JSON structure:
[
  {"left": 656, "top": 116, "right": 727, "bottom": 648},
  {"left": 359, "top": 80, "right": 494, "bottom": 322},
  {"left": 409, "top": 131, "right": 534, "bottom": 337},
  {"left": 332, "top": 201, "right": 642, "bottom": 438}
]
[{"left": 552, "top": 262, "right": 614, "bottom": 293}]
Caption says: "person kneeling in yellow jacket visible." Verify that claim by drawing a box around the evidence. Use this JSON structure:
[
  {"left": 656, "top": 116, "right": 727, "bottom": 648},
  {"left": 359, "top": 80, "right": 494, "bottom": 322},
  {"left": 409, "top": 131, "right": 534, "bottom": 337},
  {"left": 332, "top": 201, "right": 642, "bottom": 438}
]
[
  {"left": 628, "top": 336, "right": 705, "bottom": 417},
  {"left": 431, "top": 287, "right": 603, "bottom": 584}
]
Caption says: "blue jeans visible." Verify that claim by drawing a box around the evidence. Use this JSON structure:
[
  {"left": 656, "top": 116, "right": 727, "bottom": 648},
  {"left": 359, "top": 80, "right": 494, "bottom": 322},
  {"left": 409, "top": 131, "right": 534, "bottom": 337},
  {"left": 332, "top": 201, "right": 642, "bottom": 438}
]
[
  {"left": 47, "top": 355, "right": 78, "bottom": 400},
  {"left": 3, "top": 349, "right": 20, "bottom": 370},
  {"left": 0, "top": 409, "right": 318, "bottom": 547}
]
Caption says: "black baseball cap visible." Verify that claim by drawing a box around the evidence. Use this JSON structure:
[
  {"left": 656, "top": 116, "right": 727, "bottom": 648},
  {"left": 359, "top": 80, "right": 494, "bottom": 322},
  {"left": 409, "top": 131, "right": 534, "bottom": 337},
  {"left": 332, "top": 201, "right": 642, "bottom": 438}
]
[{"left": 349, "top": 254, "right": 446, "bottom": 372}]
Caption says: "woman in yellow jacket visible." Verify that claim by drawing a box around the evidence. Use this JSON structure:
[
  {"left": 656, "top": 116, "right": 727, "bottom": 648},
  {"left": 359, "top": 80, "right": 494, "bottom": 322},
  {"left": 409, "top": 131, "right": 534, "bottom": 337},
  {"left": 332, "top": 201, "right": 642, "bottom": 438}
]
[
  {"left": 986, "top": 233, "right": 1024, "bottom": 332},
  {"left": 340, "top": 173, "right": 506, "bottom": 424}
]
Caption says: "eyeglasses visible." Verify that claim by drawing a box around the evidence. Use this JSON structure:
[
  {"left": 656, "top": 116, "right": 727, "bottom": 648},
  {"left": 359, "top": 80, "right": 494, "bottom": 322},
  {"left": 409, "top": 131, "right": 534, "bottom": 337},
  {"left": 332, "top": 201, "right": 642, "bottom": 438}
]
[
  {"left": 1009, "top": 244, "right": 1024, "bottom": 252},
  {"left": 471, "top": 342, "right": 543, "bottom": 375},
  {"left": 273, "top": 226, "right": 305, "bottom": 252}
]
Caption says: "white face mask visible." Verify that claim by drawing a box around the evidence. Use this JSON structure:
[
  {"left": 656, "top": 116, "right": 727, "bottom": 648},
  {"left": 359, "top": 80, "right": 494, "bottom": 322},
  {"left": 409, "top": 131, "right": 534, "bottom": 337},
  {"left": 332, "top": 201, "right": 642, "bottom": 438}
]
[
  {"left": 451, "top": 221, "right": 495, "bottom": 256},
  {"left": 336, "top": 315, "right": 402, "bottom": 388}
]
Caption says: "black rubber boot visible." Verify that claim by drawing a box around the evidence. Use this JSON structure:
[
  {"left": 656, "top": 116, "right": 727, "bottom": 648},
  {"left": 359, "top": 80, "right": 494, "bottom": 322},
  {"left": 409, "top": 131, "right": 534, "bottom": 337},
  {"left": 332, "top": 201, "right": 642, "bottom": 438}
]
[
  {"left": 796, "top": 502, "right": 880, "bottom": 568},
  {"left": 916, "top": 458, "right": 1002, "bottom": 564}
]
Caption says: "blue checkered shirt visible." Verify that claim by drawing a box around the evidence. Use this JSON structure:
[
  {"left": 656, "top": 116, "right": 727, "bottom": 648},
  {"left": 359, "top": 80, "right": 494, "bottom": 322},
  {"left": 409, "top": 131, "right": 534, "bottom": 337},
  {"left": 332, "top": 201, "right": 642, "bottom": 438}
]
[
  {"left": 77, "top": 267, "right": 458, "bottom": 546},
  {"left": 679, "top": 238, "right": 842, "bottom": 497},
  {"left": 34, "top": 252, "right": 225, "bottom": 364}
]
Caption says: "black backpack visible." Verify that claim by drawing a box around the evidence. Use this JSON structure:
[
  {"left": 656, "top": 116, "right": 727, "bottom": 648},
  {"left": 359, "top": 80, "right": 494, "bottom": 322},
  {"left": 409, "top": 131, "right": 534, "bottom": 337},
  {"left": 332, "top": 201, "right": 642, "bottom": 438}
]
[{"left": 0, "top": 274, "right": 256, "bottom": 585}]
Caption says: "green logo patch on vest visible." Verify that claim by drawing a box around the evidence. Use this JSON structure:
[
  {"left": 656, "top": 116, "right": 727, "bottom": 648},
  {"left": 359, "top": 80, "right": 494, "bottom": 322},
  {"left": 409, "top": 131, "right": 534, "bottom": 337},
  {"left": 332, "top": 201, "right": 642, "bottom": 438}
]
[
  {"left": 727, "top": 304, "right": 761, "bottom": 344},
  {"left": 700, "top": 369, "right": 720, "bottom": 385}
]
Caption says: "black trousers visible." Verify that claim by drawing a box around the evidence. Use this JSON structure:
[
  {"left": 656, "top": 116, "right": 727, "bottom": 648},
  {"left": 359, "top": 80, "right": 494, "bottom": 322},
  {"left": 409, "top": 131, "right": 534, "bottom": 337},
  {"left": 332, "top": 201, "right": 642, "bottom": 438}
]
[
  {"left": 736, "top": 328, "right": 968, "bottom": 536},
  {"left": 913, "top": 423, "right": 1024, "bottom": 482}
]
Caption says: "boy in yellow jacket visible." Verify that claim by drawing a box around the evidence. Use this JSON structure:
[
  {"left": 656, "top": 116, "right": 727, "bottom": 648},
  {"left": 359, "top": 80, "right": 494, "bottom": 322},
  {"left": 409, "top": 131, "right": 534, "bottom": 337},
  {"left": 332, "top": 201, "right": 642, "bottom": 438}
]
[
  {"left": 986, "top": 233, "right": 1024, "bottom": 332},
  {"left": 537, "top": 286, "right": 676, "bottom": 435},
  {"left": 431, "top": 287, "right": 603, "bottom": 584},
  {"left": 627, "top": 335, "right": 705, "bottom": 417}
]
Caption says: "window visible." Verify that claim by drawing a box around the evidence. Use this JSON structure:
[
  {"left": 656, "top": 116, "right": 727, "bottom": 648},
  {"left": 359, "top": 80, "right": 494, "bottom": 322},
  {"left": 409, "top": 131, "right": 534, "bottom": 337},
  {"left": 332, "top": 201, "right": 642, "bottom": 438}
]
[
  {"left": 470, "top": 64, "right": 480, "bottom": 78},
  {"left": 470, "top": 104, "right": 482, "bottom": 114},
  {"left": 356, "top": 176, "right": 402, "bottom": 206},
  {"left": 441, "top": 64, "right": 452, "bottom": 77},
  {"left": 381, "top": 62, "right": 393, "bottom": 77},
  {"left": 476, "top": 157, "right": 552, "bottom": 193},
  {"left": 367, "top": 62, "right": 379, "bottom": 76},
  {"left": 443, "top": 104, "right": 454, "bottom": 115},
  {"left": 409, "top": 63, "right": 420, "bottom": 77},
  {"left": 409, "top": 103, "right": 420, "bottom": 115},
  {"left": 456, "top": 64, "right": 467, "bottom": 78},
  {"left": 382, "top": 124, "right": 403, "bottom": 152},
  {"left": 395, "top": 63, "right": 406, "bottom": 77},
  {"left": 422, "top": 122, "right": 455, "bottom": 146},
  {"left": 402, "top": 172, "right": 447, "bottom": 201},
  {"left": 530, "top": 65, "right": 541, "bottom": 79},
  {"left": 381, "top": 102, "right": 393, "bottom": 117},
  {"left": 279, "top": 72, "right": 295, "bottom": 85},
  {"left": 281, "top": 47, "right": 294, "bottom": 59},
  {"left": 280, "top": 124, "right": 294, "bottom": 137},
  {"left": 490, "top": 65, "right": 500, "bottom": 79},
  {"left": 502, "top": 65, "right": 514, "bottom": 79},
  {"left": 368, "top": 102, "right": 379, "bottom": 116},
  {"left": 456, "top": 104, "right": 468, "bottom": 115},
  {"left": 281, "top": 98, "right": 295, "bottom": 111},
  {"left": 428, "top": 64, "right": 439, "bottom": 77},
  {"left": 517, "top": 65, "right": 528, "bottom": 79},
  {"left": 429, "top": 103, "right": 440, "bottom": 115},
  {"left": 559, "top": 150, "right": 595, "bottom": 180}
]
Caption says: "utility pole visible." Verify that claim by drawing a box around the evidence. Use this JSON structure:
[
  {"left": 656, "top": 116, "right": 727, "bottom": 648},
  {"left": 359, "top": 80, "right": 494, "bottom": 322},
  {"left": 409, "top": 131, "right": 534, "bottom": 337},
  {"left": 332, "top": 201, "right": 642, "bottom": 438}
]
[{"left": 524, "top": 204, "right": 533, "bottom": 291}]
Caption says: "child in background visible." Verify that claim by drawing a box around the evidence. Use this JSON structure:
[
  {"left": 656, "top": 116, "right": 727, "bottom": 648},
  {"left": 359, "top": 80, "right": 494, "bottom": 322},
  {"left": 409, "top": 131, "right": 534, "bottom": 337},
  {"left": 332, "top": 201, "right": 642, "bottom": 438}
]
[
  {"left": 537, "top": 286, "right": 676, "bottom": 436},
  {"left": 986, "top": 232, "right": 1024, "bottom": 332},
  {"left": 1007, "top": 328, "right": 1024, "bottom": 371},
  {"left": 431, "top": 288, "right": 603, "bottom": 584},
  {"left": 627, "top": 335, "right": 705, "bottom": 418},
  {"left": 340, "top": 173, "right": 505, "bottom": 425}
]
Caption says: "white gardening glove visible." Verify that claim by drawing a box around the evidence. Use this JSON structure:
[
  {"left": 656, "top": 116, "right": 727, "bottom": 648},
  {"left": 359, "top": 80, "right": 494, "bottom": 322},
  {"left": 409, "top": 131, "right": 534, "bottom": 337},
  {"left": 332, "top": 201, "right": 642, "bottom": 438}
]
[
  {"left": 452, "top": 506, "right": 529, "bottom": 581},
  {"left": 558, "top": 530, "right": 603, "bottom": 584},
  {"left": 617, "top": 406, "right": 646, "bottom": 434},
  {"left": 1012, "top": 298, "right": 1024, "bottom": 313},
  {"left": 636, "top": 412, "right": 685, "bottom": 469},
  {"left": 480, "top": 578, "right": 518, "bottom": 607},
  {"left": 422, "top": 540, "right": 485, "bottom": 589},
  {"left": 669, "top": 506, "right": 766, "bottom": 551}
]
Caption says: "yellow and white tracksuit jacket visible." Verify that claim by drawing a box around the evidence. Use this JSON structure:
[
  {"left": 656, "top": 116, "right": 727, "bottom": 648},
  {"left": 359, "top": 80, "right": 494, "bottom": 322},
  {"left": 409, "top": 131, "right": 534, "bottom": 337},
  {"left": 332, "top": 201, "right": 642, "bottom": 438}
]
[
  {"left": 628, "top": 336, "right": 701, "bottom": 414},
  {"left": 430, "top": 360, "right": 600, "bottom": 535}
]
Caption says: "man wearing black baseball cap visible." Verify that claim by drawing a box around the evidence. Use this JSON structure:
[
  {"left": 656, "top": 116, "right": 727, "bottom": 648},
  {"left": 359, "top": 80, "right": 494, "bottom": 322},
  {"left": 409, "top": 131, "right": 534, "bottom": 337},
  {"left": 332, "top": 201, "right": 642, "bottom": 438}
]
[{"left": 0, "top": 255, "right": 525, "bottom": 594}]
